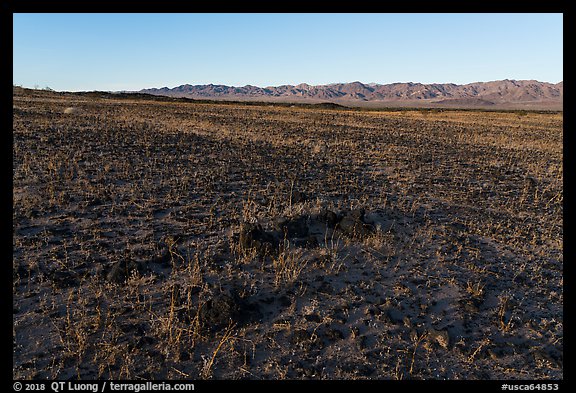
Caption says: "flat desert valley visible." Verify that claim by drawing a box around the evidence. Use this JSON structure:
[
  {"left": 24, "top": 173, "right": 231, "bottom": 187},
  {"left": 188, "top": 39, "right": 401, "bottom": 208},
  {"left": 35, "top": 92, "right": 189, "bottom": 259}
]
[{"left": 13, "top": 87, "right": 563, "bottom": 380}]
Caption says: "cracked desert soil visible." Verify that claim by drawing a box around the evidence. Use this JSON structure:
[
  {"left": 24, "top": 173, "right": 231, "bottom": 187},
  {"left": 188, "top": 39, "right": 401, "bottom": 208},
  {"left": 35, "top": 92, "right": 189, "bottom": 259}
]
[{"left": 13, "top": 88, "right": 562, "bottom": 380}]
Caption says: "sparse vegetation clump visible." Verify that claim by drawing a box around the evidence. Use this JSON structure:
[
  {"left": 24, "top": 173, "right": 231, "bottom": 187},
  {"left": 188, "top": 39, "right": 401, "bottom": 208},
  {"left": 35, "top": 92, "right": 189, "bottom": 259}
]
[{"left": 13, "top": 88, "right": 562, "bottom": 380}]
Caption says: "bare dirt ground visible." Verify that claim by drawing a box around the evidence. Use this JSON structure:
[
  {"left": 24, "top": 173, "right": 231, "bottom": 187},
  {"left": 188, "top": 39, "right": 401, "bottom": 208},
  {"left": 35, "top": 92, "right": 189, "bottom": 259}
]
[{"left": 13, "top": 87, "right": 563, "bottom": 380}]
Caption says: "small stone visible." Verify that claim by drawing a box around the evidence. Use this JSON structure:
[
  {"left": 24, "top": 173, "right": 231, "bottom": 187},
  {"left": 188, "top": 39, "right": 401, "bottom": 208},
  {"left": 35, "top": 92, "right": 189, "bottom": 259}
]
[
  {"left": 291, "top": 329, "right": 311, "bottom": 345},
  {"left": 385, "top": 308, "right": 405, "bottom": 324},
  {"left": 106, "top": 260, "right": 143, "bottom": 283},
  {"left": 324, "top": 327, "right": 345, "bottom": 342},
  {"left": 304, "top": 313, "right": 322, "bottom": 323},
  {"left": 50, "top": 270, "right": 79, "bottom": 288},
  {"left": 318, "top": 281, "right": 334, "bottom": 294},
  {"left": 364, "top": 306, "right": 381, "bottom": 317},
  {"left": 275, "top": 215, "right": 309, "bottom": 238}
]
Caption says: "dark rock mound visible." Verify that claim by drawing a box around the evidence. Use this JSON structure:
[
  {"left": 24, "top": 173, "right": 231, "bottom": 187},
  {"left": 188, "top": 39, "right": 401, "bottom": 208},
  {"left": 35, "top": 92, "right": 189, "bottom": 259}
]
[
  {"left": 238, "top": 222, "right": 279, "bottom": 254},
  {"left": 199, "top": 290, "right": 262, "bottom": 333},
  {"left": 275, "top": 215, "right": 309, "bottom": 238}
]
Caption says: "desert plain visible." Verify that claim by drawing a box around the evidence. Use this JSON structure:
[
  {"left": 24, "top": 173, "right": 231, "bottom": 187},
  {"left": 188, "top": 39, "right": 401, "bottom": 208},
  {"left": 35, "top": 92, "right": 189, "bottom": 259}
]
[{"left": 13, "top": 87, "right": 562, "bottom": 380}]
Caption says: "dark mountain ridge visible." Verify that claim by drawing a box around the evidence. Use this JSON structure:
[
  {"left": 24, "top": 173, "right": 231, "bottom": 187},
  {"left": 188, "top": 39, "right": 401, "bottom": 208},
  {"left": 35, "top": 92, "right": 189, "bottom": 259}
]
[{"left": 139, "top": 79, "right": 562, "bottom": 109}]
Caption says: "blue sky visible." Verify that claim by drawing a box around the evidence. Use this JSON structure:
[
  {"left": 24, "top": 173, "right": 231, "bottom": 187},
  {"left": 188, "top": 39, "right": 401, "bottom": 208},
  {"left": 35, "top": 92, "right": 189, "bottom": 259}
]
[{"left": 13, "top": 13, "right": 563, "bottom": 91}]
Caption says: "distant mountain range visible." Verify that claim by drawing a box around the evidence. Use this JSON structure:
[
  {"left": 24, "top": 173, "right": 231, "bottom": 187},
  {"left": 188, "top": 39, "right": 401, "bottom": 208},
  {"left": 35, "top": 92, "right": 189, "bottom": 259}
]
[{"left": 139, "top": 79, "right": 563, "bottom": 109}]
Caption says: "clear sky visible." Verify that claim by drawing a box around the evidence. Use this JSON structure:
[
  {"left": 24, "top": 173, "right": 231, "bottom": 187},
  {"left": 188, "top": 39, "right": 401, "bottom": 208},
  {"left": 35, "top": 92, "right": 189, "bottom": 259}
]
[{"left": 13, "top": 13, "right": 563, "bottom": 92}]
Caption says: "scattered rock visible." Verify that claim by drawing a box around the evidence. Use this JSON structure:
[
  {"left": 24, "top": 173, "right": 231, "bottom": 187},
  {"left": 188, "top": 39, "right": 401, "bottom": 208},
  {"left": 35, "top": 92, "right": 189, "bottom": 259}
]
[
  {"left": 337, "top": 209, "right": 374, "bottom": 238},
  {"left": 359, "top": 335, "right": 370, "bottom": 349},
  {"left": 13, "top": 264, "right": 36, "bottom": 281},
  {"left": 460, "top": 298, "right": 481, "bottom": 313},
  {"left": 304, "top": 313, "right": 322, "bottom": 323},
  {"left": 290, "top": 190, "right": 307, "bottom": 204},
  {"left": 135, "top": 336, "right": 156, "bottom": 349},
  {"left": 349, "top": 208, "right": 366, "bottom": 220},
  {"left": 323, "top": 326, "right": 345, "bottom": 342},
  {"left": 364, "top": 306, "right": 381, "bottom": 317},
  {"left": 532, "top": 347, "right": 561, "bottom": 368},
  {"left": 355, "top": 364, "right": 376, "bottom": 377},
  {"left": 50, "top": 270, "right": 80, "bottom": 288},
  {"left": 318, "top": 209, "right": 340, "bottom": 228},
  {"left": 385, "top": 308, "right": 405, "bottom": 324},
  {"left": 106, "top": 259, "right": 144, "bottom": 283},
  {"left": 339, "top": 361, "right": 375, "bottom": 377},
  {"left": 291, "top": 329, "right": 312, "bottom": 345},
  {"left": 119, "top": 322, "right": 146, "bottom": 336},
  {"left": 318, "top": 281, "right": 334, "bottom": 295},
  {"left": 179, "top": 350, "right": 191, "bottom": 361},
  {"left": 293, "top": 360, "right": 318, "bottom": 378}
]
